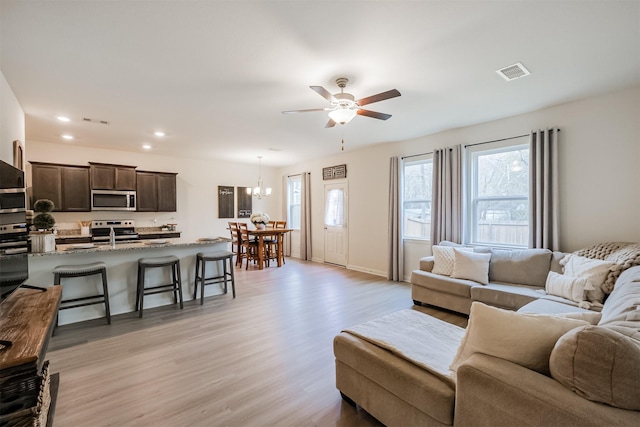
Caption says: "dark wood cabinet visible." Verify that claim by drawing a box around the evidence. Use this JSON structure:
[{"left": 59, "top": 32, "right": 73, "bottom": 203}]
[
  {"left": 30, "top": 162, "right": 90, "bottom": 212},
  {"left": 136, "top": 171, "right": 177, "bottom": 212},
  {"left": 61, "top": 166, "right": 90, "bottom": 211},
  {"left": 89, "top": 163, "right": 136, "bottom": 190},
  {"left": 30, "top": 163, "right": 63, "bottom": 211}
]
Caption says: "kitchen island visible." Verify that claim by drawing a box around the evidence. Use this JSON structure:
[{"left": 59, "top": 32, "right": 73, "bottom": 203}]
[{"left": 26, "top": 237, "right": 230, "bottom": 325}]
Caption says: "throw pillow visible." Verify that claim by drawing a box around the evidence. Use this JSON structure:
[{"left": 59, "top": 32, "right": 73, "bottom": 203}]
[
  {"left": 545, "top": 271, "right": 594, "bottom": 305},
  {"left": 561, "top": 254, "right": 617, "bottom": 304},
  {"left": 431, "top": 245, "right": 472, "bottom": 276},
  {"left": 450, "top": 302, "right": 589, "bottom": 376},
  {"left": 550, "top": 325, "right": 640, "bottom": 410},
  {"left": 451, "top": 249, "right": 491, "bottom": 285}
]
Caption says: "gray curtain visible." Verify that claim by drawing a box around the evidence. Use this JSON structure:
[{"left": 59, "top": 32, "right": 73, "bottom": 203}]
[
  {"left": 388, "top": 157, "right": 402, "bottom": 281},
  {"left": 529, "top": 128, "right": 560, "bottom": 250},
  {"left": 282, "top": 175, "right": 291, "bottom": 257},
  {"left": 430, "top": 145, "right": 463, "bottom": 245},
  {"left": 300, "top": 172, "right": 312, "bottom": 260}
]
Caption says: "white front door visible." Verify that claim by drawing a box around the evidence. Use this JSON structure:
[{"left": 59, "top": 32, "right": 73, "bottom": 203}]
[{"left": 324, "top": 181, "right": 348, "bottom": 266}]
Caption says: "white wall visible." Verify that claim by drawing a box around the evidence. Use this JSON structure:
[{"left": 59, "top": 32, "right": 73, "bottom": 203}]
[
  {"left": 0, "top": 71, "right": 25, "bottom": 165},
  {"left": 25, "top": 141, "right": 282, "bottom": 241},
  {"left": 279, "top": 85, "right": 640, "bottom": 279}
]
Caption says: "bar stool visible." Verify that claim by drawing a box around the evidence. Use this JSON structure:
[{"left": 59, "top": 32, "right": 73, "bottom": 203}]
[
  {"left": 194, "top": 251, "right": 236, "bottom": 304},
  {"left": 53, "top": 262, "right": 111, "bottom": 332},
  {"left": 136, "top": 255, "right": 183, "bottom": 318}
]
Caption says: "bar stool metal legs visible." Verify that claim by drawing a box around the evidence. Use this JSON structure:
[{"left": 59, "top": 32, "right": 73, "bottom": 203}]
[
  {"left": 53, "top": 262, "right": 111, "bottom": 333},
  {"left": 136, "top": 255, "right": 183, "bottom": 318},
  {"left": 194, "top": 251, "right": 236, "bottom": 304}
]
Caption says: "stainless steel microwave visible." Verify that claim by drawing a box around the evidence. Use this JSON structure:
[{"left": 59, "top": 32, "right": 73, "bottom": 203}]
[
  {"left": 0, "top": 188, "right": 27, "bottom": 213},
  {"left": 91, "top": 190, "right": 136, "bottom": 211}
]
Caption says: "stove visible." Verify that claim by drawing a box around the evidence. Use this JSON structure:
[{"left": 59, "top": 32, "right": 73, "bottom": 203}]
[{"left": 91, "top": 219, "right": 139, "bottom": 243}]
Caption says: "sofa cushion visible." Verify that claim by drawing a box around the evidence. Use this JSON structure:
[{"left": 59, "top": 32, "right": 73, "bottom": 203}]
[
  {"left": 470, "top": 283, "right": 542, "bottom": 310},
  {"left": 518, "top": 298, "right": 599, "bottom": 319},
  {"left": 489, "top": 248, "right": 552, "bottom": 287},
  {"left": 418, "top": 256, "right": 434, "bottom": 272},
  {"left": 451, "top": 249, "right": 491, "bottom": 285},
  {"left": 450, "top": 302, "right": 588, "bottom": 376},
  {"left": 550, "top": 325, "right": 640, "bottom": 410},
  {"left": 599, "top": 265, "right": 640, "bottom": 327},
  {"left": 561, "top": 254, "right": 617, "bottom": 304},
  {"left": 411, "top": 270, "right": 478, "bottom": 298},
  {"left": 545, "top": 271, "right": 593, "bottom": 306},
  {"left": 432, "top": 245, "right": 472, "bottom": 276}
]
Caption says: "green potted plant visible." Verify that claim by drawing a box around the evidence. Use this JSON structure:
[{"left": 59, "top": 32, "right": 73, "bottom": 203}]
[{"left": 31, "top": 199, "right": 56, "bottom": 252}]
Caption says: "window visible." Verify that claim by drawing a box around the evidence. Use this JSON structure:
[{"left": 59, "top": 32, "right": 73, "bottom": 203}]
[
  {"left": 287, "top": 176, "right": 301, "bottom": 230},
  {"left": 403, "top": 156, "right": 433, "bottom": 239},
  {"left": 466, "top": 141, "right": 529, "bottom": 247},
  {"left": 324, "top": 188, "right": 345, "bottom": 226}
]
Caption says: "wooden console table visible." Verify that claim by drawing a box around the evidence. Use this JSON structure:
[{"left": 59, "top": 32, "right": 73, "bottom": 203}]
[{"left": 0, "top": 286, "right": 62, "bottom": 426}]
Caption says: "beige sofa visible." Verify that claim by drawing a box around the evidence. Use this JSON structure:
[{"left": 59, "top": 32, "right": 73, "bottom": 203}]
[
  {"left": 334, "top": 266, "right": 640, "bottom": 427},
  {"left": 410, "top": 246, "right": 585, "bottom": 315}
]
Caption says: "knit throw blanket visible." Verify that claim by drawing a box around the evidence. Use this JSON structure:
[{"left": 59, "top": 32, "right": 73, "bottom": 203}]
[
  {"left": 574, "top": 242, "right": 640, "bottom": 294},
  {"left": 343, "top": 309, "right": 464, "bottom": 386}
]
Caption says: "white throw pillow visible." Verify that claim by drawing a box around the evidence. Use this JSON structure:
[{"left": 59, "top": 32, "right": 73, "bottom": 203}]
[
  {"left": 545, "top": 271, "right": 594, "bottom": 304},
  {"left": 561, "top": 255, "right": 617, "bottom": 304},
  {"left": 450, "top": 302, "right": 589, "bottom": 375},
  {"left": 432, "top": 245, "right": 472, "bottom": 276},
  {"left": 451, "top": 249, "right": 491, "bottom": 285}
]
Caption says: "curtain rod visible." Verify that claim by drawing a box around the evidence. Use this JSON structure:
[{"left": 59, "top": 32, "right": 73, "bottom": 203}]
[
  {"left": 464, "top": 129, "right": 560, "bottom": 148},
  {"left": 402, "top": 129, "right": 560, "bottom": 160},
  {"left": 402, "top": 151, "right": 433, "bottom": 160},
  {"left": 287, "top": 173, "right": 301, "bottom": 178}
]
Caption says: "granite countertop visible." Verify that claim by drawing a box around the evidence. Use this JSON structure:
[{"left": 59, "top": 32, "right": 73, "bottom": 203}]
[
  {"left": 55, "top": 228, "right": 182, "bottom": 239},
  {"left": 28, "top": 237, "right": 229, "bottom": 257}
]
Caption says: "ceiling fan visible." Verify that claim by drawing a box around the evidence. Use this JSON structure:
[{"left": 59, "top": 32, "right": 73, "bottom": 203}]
[{"left": 282, "top": 78, "right": 401, "bottom": 128}]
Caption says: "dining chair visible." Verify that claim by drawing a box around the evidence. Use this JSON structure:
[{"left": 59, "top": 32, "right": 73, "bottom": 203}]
[
  {"left": 228, "top": 222, "right": 241, "bottom": 266},
  {"left": 238, "top": 223, "right": 260, "bottom": 269}
]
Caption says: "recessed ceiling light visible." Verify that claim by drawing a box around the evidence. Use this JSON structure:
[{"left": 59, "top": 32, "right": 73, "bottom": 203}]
[
  {"left": 154, "top": 131, "right": 165, "bottom": 137},
  {"left": 62, "top": 134, "right": 74, "bottom": 140},
  {"left": 142, "top": 144, "right": 152, "bottom": 150},
  {"left": 56, "top": 116, "right": 71, "bottom": 122}
]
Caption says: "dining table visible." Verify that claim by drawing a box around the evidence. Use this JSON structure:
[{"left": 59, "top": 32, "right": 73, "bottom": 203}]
[{"left": 247, "top": 228, "right": 292, "bottom": 270}]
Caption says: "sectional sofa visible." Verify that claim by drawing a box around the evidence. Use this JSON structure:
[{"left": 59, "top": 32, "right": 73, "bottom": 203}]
[{"left": 334, "top": 246, "right": 640, "bottom": 426}]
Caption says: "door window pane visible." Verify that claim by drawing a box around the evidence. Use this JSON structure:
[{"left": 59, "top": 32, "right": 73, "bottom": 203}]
[{"left": 325, "top": 188, "right": 344, "bottom": 226}]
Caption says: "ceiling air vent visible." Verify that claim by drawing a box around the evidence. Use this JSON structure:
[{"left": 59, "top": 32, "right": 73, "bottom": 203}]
[
  {"left": 496, "top": 62, "right": 531, "bottom": 81},
  {"left": 82, "top": 117, "right": 110, "bottom": 125}
]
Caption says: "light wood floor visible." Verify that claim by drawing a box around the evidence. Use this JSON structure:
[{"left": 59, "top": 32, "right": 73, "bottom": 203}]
[{"left": 48, "top": 258, "right": 467, "bottom": 427}]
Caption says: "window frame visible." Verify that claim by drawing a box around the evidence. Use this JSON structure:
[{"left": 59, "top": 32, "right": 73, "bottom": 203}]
[
  {"left": 287, "top": 175, "right": 301, "bottom": 230},
  {"left": 402, "top": 154, "right": 433, "bottom": 242},
  {"left": 465, "top": 138, "right": 530, "bottom": 249}
]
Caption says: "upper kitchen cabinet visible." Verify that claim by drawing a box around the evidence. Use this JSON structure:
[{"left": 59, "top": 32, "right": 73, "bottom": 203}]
[
  {"left": 89, "top": 162, "right": 137, "bottom": 190},
  {"left": 30, "top": 162, "right": 90, "bottom": 212},
  {"left": 136, "top": 171, "right": 177, "bottom": 212}
]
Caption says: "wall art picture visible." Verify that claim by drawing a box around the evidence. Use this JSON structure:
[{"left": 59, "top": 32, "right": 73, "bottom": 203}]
[
  {"left": 218, "top": 186, "right": 235, "bottom": 218},
  {"left": 237, "top": 186, "right": 252, "bottom": 218}
]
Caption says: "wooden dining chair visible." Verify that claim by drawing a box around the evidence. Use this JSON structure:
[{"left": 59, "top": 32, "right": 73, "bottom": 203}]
[
  {"left": 228, "top": 222, "right": 241, "bottom": 266},
  {"left": 238, "top": 223, "right": 259, "bottom": 269},
  {"left": 265, "top": 220, "right": 287, "bottom": 266}
]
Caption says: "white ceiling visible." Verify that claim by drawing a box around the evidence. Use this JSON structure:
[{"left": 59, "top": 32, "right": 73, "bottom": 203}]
[{"left": 1, "top": 1, "right": 639, "bottom": 167}]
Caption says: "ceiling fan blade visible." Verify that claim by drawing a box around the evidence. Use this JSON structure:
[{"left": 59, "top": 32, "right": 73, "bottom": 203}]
[
  {"left": 310, "top": 86, "right": 337, "bottom": 103},
  {"left": 357, "top": 109, "right": 392, "bottom": 120},
  {"left": 356, "top": 89, "right": 401, "bottom": 106},
  {"left": 325, "top": 118, "right": 337, "bottom": 128},
  {"left": 282, "top": 108, "right": 330, "bottom": 114}
]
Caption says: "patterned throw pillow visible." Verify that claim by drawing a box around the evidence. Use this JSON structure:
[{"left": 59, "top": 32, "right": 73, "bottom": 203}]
[
  {"left": 561, "top": 254, "right": 617, "bottom": 304},
  {"left": 432, "top": 245, "right": 472, "bottom": 276}
]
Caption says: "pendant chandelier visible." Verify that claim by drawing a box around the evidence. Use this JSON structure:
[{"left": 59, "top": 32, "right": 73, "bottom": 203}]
[{"left": 247, "top": 156, "right": 271, "bottom": 199}]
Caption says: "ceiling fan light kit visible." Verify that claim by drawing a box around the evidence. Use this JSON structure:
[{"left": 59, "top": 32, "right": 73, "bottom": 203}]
[{"left": 284, "top": 77, "right": 401, "bottom": 127}]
